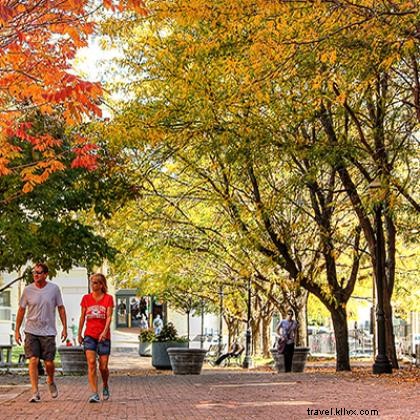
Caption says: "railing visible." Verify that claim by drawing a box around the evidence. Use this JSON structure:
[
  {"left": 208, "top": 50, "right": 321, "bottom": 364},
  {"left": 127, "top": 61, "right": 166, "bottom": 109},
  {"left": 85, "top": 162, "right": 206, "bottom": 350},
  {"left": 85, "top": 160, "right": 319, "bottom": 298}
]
[{"left": 308, "top": 330, "right": 373, "bottom": 356}]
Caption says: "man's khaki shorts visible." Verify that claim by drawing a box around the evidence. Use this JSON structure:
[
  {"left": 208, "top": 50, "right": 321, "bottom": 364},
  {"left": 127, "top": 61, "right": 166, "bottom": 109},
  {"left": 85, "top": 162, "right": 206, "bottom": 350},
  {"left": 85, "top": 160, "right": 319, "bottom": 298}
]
[{"left": 24, "top": 333, "right": 56, "bottom": 361}]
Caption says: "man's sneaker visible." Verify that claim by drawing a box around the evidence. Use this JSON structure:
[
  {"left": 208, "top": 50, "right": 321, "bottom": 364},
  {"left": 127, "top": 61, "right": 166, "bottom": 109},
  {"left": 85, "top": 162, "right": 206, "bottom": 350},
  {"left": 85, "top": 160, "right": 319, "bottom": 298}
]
[
  {"left": 29, "top": 392, "right": 40, "bottom": 403},
  {"left": 102, "top": 387, "right": 110, "bottom": 401},
  {"left": 48, "top": 382, "right": 58, "bottom": 398},
  {"left": 88, "top": 393, "right": 100, "bottom": 403}
]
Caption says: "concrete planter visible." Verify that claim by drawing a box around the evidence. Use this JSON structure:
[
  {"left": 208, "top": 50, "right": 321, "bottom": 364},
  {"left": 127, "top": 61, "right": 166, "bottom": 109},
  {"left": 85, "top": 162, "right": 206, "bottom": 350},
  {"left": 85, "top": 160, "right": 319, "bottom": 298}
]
[
  {"left": 58, "top": 345, "right": 87, "bottom": 375},
  {"left": 270, "top": 348, "right": 285, "bottom": 372},
  {"left": 292, "top": 347, "right": 310, "bottom": 372},
  {"left": 139, "top": 341, "right": 152, "bottom": 357},
  {"left": 271, "top": 347, "right": 310, "bottom": 373},
  {"left": 167, "top": 348, "right": 207, "bottom": 375},
  {"left": 151, "top": 341, "right": 188, "bottom": 370}
]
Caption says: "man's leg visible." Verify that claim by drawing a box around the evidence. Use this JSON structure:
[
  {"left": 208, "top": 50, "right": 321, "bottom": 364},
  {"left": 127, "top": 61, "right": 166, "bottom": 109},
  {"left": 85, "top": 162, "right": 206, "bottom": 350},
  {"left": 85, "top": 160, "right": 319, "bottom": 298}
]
[
  {"left": 28, "top": 357, "right": 40, "bottom": 395},
  {"left": 284, "top": 345, "right": 292, "bottom": 372},
  {"left": 215, "top": 353, "right": 231, "bottom": 366},
  {"left": 39, "top": 336, "right": 58, "bottom": 398},
  {"left": 44, "top": 360, "right": 55, "bottom": 383},
  {"left": 25, "top": 333, "right": 41, "bottom": 401}
]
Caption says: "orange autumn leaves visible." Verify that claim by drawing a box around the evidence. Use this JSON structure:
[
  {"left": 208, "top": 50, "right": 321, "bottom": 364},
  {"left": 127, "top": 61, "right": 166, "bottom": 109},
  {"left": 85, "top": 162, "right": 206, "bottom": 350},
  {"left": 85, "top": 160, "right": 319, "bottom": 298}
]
[{"left": 0, "top": 0, "right": 146, "bottom": 191}]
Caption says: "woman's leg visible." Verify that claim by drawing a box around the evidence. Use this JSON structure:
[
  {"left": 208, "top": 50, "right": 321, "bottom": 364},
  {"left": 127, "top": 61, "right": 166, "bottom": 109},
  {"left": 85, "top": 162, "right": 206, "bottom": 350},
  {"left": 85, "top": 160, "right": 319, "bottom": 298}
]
[
  {"left": 98, "top": 355, "right": 110, "bottom": 388},
  {"left": 85, "top": 350, "right": 98, "bottom": 393}
]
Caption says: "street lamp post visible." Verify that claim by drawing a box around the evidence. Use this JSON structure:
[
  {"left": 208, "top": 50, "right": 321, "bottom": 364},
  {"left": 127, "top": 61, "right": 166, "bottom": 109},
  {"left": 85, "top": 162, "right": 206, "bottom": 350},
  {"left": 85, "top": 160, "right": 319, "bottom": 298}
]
[
  {"left": 242, "top": 276, "right": 253, "bottom": 369},
  {"left": 200, "top": 298, "right": 205, "bottom": 350},
  {"left": 370, "top": 181, "right": 392, "bottom": 374},
  {"left": 218, "top": 286, "right": 224, "bottom": 357}
]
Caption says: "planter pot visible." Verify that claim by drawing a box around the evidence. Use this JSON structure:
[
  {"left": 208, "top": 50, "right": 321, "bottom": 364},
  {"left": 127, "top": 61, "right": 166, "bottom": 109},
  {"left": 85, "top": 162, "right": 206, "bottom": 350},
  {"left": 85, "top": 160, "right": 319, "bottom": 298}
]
[
  {"left": 58, "top": 345, "right": 87, "bottom": 375},
  {"left": 167, "top": 348, "right": 207, "bottom": 375},
  {"left": 271, "top": 347, "right": 310, "bottom": 373},
  {"left": 270, "top": 348, "right": 285, "bottom": 373},
  {"left": 139, "top": 341, "right": 152, "bottom": 357},
  {"left": 152, "top": 341, "right": 188, "bottom": 369},
  {"left": 292, "top": 347, "right": 310, "bottom": 372}
]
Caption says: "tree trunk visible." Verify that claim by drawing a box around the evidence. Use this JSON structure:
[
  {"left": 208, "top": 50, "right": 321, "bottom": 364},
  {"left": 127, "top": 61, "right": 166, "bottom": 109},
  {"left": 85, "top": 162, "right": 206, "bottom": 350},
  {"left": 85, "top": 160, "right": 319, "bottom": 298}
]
[
  {"left": 251, "top": 318, "right": 261, "bottom": 356},
  {"left": 330, "top": 306, "right": 351, "bottom": 371},
  {"left": 384, "top": 298, "right": 398, "bottom": 368},
  {"left": 261, "top": 315, "right": 272, "bottom": 357},
  {"left": 295, "top": 298, "right": 308, "bottom": 347},
  {"left": 385, "top": 213, "right": 398, "bottom": 369}
]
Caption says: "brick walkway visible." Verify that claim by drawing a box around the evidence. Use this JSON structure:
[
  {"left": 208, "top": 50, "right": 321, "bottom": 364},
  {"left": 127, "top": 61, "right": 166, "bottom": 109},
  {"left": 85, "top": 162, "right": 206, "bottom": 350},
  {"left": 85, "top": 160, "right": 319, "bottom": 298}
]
[{"left": 0, "top": 354, "right": 418, "bottom": 419}]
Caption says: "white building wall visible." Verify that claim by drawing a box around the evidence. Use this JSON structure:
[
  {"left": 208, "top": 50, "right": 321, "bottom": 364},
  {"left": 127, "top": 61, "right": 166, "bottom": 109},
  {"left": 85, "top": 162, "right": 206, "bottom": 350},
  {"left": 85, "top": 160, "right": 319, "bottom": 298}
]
[{"left": 167, "top": 307, "right": 225, "bottom": 349}]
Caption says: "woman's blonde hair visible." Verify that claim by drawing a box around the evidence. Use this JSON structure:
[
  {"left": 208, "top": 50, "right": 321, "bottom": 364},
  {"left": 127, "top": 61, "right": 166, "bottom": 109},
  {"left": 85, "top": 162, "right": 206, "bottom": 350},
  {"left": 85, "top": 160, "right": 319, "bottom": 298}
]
[{"left": 90, "top": 273, "right": 108, "bottom": 293}]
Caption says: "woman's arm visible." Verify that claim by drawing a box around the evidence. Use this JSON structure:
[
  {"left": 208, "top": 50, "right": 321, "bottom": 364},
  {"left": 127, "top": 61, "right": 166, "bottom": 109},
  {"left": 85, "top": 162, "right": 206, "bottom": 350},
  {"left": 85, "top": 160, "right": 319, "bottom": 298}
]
[
  {"left": 78, "top": 307, "right": 86, "bottom": 345},
  {"left": 98, "top": 306, "right": 113, "bottom": 341}
]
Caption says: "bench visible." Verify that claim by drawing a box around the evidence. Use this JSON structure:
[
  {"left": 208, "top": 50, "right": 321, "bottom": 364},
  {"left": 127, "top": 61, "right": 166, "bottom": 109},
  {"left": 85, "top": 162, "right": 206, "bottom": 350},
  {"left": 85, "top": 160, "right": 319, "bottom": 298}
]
[
  {"left": 224, "top": 347, "right": 245, "bottom": 367},
  {"left": 205, "top": 343, "right": 226, "bottom": 364},
  {"left": 0, "top": 344, "right": 12, "bottom": 370}
]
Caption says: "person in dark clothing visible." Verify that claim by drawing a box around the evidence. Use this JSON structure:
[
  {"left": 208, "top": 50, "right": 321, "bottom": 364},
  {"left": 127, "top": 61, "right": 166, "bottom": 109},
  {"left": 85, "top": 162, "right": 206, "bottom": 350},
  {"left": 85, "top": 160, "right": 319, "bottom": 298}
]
[
  {"left": 276, "top": 309, "right": 298, "bottom": 372},
  {"left": 214, "top": 340, "right": 244, "bottom": 366},
  {"left": 139, "top": 297, "right": 148, "bottom": 319}
]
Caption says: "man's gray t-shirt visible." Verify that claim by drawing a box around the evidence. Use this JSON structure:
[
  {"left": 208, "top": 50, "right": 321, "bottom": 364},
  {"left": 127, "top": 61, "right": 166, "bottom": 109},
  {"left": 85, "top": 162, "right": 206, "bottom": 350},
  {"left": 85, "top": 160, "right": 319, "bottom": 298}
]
[
  {"left": 277, "top": 319, "right": 297, "bottom": 344},
  {"left": 19, "top": 282, "right": 64, "bottom": 336}
]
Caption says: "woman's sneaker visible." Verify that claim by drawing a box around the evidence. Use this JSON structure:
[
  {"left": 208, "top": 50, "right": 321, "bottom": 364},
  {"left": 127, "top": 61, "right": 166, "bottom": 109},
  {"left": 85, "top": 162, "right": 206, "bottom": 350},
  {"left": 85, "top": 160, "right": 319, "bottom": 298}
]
[
  {"left": 48, "top": 382, "right": 58, "bottom": 398},
  {"left": 88, "top": 393, "right": 100, "bottom": 403},
  {"left": 102, "top": 386, "right": 110, "bottom": 401},
  {"left": 29, "top": 392, "right": 40, "bottom": 403}
]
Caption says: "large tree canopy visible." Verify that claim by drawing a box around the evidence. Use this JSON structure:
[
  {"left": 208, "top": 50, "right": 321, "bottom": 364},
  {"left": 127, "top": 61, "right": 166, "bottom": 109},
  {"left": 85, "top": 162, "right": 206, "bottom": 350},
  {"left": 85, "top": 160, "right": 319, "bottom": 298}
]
[{"left": 0, "top": 0, "right": 146, "bottom": 191}]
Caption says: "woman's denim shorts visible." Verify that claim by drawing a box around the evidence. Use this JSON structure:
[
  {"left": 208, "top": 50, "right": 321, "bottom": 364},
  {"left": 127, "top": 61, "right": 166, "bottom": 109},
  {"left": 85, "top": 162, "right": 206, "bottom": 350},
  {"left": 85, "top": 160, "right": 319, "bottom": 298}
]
[{"left": 83, "top": 336, "right": 111, "bottom": 355}]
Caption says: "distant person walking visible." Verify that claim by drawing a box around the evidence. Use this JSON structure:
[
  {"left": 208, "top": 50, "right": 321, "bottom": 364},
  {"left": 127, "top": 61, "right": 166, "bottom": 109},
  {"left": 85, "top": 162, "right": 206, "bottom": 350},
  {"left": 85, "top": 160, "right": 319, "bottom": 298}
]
[
  {"left": 139, "top": 314, "right": 148, "bottom": 330},
  {"left": 69, "top": 318, "right": 78, "bottom": 345},
  {"left": 153, "top": 314, "right": 163, "bottom": 335},
  {"left": 78, "top": 273, "right": 114, "bottom": 403},
  {"left": 14, "top": 262, "right": 67, "bottom": 402},
  {"left": 276, "top": 309, "right": 298, "bottom": 372}
]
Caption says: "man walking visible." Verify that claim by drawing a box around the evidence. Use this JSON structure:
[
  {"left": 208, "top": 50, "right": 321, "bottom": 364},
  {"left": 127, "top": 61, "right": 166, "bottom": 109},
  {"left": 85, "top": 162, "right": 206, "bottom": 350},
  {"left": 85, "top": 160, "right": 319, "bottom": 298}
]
[{"left": 15, "top": 263, "right": 67, "bottom": 402}]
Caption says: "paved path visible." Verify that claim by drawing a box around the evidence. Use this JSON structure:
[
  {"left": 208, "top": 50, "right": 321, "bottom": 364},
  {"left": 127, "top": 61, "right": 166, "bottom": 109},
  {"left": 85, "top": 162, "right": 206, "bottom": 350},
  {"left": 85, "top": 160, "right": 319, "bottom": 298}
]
[{"left": 0, "top": 353, "right": 418, "bottom": 419}]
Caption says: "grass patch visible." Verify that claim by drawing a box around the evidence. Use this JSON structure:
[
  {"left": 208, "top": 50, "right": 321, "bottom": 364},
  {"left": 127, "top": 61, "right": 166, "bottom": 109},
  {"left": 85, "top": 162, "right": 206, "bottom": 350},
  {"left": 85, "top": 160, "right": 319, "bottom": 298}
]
[{"left": 8, "top": 345, "right": 62, "bottom": 365}]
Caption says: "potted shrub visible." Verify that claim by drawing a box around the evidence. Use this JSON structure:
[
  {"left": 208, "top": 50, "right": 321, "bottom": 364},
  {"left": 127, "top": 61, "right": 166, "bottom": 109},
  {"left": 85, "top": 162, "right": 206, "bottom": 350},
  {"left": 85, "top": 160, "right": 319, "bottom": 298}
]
[
  {"left": 167, "top": 347, "right": 207, "bottom": 375},
  {"left": 58, "top": 345, "right": 88, "bottom": 375},
  {"left": 151, "top": 322, "right": 188, "bottom": 369},
  {"left": 271, "top": 347, "right": 310, "bottom": 373},
  {"left": 138, "top": 329, "right": 155, "bottom": 357}
]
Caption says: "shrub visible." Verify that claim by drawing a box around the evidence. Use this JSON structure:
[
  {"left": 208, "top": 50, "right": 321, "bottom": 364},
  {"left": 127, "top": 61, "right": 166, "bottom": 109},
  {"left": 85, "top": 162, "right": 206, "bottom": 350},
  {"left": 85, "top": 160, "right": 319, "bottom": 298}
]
[
  {"left": 155, "top": 322, "right": 188, "bottom": 343},
  {"left": 139, "top": 328, "right": 156, "bottom": 342}
]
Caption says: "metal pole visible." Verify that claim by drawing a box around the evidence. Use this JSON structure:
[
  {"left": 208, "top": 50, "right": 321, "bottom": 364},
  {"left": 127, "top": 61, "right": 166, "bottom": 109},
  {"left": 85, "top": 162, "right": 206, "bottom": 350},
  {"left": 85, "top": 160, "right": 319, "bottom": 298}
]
[
  {"left": 242, "top": 276, "right": 253, "bottom": 368},
  {"left": 200, "top": 299, "right": 205, "bottom": 350},
  {"left": 218, "top": 286, "right": 223, "bottom": 357},
  {"left": 372, "top": 203, "right": 392, "bottom": 374}
]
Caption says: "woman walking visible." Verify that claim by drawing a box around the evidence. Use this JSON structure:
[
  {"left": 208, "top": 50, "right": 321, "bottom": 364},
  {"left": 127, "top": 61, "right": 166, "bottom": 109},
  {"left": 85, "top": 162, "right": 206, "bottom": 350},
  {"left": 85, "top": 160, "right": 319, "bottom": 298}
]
[
  {"left": 276, "top": 309, "right": 298, "bottom": 372},
  {"left": 78, "top": 273, "right": 114, "bottom": 402}
]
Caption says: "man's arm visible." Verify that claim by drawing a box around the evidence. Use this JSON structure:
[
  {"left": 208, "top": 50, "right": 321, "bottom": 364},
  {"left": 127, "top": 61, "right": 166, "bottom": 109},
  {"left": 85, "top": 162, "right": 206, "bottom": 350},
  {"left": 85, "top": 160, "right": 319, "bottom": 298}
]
[
  {"left": 276, "top": 321, "right": 283, "bottom": 336},
  {"left": 58, "top": 305, "right": 67, "bottom": 342},
  {"left": 14, "top": 306, "right": 26, "bottom": 345}
]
